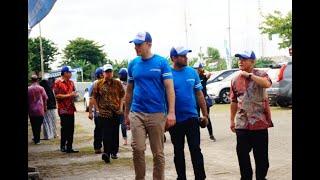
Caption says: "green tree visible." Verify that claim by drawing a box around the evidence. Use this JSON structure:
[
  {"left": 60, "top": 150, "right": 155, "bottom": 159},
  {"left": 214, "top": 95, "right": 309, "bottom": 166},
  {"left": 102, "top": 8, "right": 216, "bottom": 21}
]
[
  {"left": 204, "top": 47, "right": 226, "bottom": 71},
  {"left": 254, "top": 57, "right": 275, "bottom": 68},
  {"left": 260, "top": 10, "right": 292, "bottom": 49},
  {"left": 62, "top": 38, "right": 107, "bottom": 66},
  {"left": 111, "top": 59, "right": 129, "bottom": 78},
  {"left": 232, "top": 57, "right": 275, "bottom": 68},
  {"left": 62, "top": 38, "right": 108, "bottom": 81},
  {"left": 28, "top": 37, "right": 59, "bottom": 74},
  {"left": 206, "top": 47, "right": 220, "bottom": 62},
  {"left": 188, "top": 57, "right": 198, "bottom": 68},
  {"left": 232, "top": 57, "right": 239, "bottom": 68}
]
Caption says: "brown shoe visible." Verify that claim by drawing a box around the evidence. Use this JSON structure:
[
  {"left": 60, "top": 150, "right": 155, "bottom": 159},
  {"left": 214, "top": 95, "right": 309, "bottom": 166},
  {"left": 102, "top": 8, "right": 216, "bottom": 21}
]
[{"left": 95, "top": 149, "right": 102, "bottom": 154}]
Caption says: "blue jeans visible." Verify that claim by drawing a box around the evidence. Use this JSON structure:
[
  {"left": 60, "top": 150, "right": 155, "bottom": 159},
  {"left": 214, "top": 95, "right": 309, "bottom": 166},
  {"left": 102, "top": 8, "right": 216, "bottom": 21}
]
[{"left": 169, "top": 117, "right": 206, "bottom": 180}]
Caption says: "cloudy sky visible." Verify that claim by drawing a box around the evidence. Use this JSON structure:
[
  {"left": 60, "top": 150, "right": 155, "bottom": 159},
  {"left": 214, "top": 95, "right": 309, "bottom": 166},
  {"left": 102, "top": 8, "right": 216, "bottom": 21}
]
[{"left": 29, "top": 0, "right": 292, "bottom": 69}]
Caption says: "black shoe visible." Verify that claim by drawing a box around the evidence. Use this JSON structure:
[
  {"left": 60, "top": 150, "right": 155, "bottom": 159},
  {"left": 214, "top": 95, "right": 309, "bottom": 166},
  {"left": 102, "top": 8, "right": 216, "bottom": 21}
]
[
  {"left": 102, "top": 153, "right": 110, "bottom": 163},
  {"left": 210, "top": 135, "right": 216, "bottom": 142},
  {"left": 66, "top": 149, "right": 79, "bottom": 153},
  {"left": 111, "top": 154, "right": 118, "bottom": 159},
  {"left": 60, "top": 146, "right": 66, "bottom": 152}
]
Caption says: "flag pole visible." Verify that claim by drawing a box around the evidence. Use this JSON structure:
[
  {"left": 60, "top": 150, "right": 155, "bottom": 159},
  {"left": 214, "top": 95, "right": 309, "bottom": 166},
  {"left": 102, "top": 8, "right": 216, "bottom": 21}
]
[{"left": 39, "top": 23, "right": 45, "bottom": 79}]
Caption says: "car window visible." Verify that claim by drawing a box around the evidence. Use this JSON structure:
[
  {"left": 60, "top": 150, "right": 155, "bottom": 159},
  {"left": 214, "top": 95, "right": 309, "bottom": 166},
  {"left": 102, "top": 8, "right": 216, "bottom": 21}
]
[{"left": 207, "top": 69, "right": 238, "bottom": 84}]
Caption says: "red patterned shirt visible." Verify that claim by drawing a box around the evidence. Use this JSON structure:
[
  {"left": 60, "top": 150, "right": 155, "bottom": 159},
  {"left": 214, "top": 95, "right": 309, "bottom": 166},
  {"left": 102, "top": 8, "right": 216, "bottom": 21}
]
[
  {"left": 230, "top": 69, "right": 274, "bottom": 130},
  {"left": 53, "top": 78, "right": 77, "bottom": 115}
]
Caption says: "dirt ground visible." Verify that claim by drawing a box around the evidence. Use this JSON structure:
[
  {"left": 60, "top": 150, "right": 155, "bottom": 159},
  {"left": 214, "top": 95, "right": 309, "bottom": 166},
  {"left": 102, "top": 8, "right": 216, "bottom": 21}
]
[{"left": 28, "top": 102, "right": 292, "bottom": 180}]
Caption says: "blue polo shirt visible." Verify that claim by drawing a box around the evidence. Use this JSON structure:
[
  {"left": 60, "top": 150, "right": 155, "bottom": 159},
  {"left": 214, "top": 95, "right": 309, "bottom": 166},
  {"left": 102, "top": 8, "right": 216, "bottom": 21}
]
[
  {"left": 128, "top": 54, "right": 173, "bottom": 113},
  {"left": 172, "top": 66, "right": 203, "bottom": 122}
]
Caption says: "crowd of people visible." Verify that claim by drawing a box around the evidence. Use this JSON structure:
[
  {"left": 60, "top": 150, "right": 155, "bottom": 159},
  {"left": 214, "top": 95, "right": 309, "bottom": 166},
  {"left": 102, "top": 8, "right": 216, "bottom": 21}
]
[{"left": 28, "top": 31, "right": 274, "bottom": 180}]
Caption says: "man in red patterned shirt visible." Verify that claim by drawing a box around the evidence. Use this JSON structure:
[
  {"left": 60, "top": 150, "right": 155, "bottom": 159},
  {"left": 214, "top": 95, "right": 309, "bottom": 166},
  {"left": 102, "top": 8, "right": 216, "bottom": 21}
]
[
  {"left": 53, "top": 66, "right": 79, "bottom": 153},
  {"left": 230, "top": 50, "right": 273, "bottom": 180}
]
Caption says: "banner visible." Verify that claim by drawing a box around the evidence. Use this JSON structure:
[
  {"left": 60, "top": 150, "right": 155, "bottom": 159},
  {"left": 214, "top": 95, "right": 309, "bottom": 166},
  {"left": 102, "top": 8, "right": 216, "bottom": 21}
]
[{"left": 28, "top": 0, "right": 57, "bottom": 28}]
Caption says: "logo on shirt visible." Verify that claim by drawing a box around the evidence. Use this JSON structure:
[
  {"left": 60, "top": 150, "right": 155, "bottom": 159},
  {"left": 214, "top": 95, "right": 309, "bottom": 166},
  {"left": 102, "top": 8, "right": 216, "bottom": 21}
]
[
  {"left": 186, "top": 79, "right": 195, "bottom": 82},
  {"left": 150, "top": 68, "right": 161, "bottom": 72}
]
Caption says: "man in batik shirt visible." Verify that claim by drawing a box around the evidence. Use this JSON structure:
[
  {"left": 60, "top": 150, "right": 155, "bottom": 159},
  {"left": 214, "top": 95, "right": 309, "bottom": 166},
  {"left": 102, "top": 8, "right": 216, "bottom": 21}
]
[
  {"left": 230, "top": 50, "right": 273, "bottom": 180},
  {"left": 92, "top": 64, "right": 125, "bottom": 163}
]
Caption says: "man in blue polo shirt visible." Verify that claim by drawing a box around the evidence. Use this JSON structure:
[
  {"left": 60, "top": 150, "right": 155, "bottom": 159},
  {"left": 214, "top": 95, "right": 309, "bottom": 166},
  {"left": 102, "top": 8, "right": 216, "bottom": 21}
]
[
  {"left": 169, "top": 46, "right": 208, "bottom": 180},
  {"left": 124, "top": 31, "right": 176, "bottom": 180}
]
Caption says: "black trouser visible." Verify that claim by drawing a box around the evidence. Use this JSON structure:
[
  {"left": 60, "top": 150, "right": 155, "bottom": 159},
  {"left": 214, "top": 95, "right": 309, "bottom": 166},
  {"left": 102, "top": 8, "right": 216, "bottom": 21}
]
[
  {"left": 93, "top": 116, "right": 103, "bottom": 150},
  {"left": 59, "top": 114, "right": 75, "bottom": 150},
  {"left": 169, "top": 118, "right": 206, "bottom": 180},
  {"left": 235, "top": 129, "right": 269, "bottom": 180},
  {"left": 119, "top": 115, "right": 127, "bottom": 138},
  {"left": 99, "top": 114, "right": 120, "bottom": 155},
  {"left": 29, "top": 116, "right": 44, "bottom": 143},
  {"left": 197, "top": 105, "right": 213, "bottom": 136}
]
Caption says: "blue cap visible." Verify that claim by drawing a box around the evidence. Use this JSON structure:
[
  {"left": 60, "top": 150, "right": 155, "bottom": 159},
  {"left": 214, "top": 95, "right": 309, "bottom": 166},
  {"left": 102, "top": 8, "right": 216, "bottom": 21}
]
[
  {"left": 170, "top": 46, "right": 192, "bottom": 57},
  {"left": 235, "top": 50, "right": 256, "bottom": 60},
  {"left": 118, "top": 68, "right": 128, "bottom": 75},
  {"left": 95, "top": 67, "right": 103, "bottom": 78},
  {"left": 193, "top": 61, "right": 204, "bottom": 69},
  {"left": 129, "top": 32, "right": 152, "bottom": 45},
  {"left": 61, "top": 66, "right": 75, "bottom": 75}
]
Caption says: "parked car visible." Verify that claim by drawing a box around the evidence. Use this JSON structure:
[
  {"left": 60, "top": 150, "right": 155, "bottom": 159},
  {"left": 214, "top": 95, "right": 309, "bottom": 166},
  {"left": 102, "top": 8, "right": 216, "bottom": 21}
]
[
  {"left": 276, "top": 61, "right": 292, "bottom": 107},
  {"left": 83, "top": 87, "right": 90, "bottom": 112},
  {"left": 207, "top": 68, "right": 239, "bottom": 85},
  {"left": 266, "top": 67, "right": 281, "bottom": 106},
  {"left": 207, "top": 70, "right": 241, "bottom": 104},
  {"left": 207, "top": 68, "right": 272, "bottom": 104}
]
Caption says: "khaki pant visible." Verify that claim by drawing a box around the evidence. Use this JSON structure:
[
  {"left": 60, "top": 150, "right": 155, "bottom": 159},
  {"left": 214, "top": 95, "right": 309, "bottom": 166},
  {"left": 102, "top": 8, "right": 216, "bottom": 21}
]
[{"left": 129, "top": 112, "right": 166, "bottom": 180}]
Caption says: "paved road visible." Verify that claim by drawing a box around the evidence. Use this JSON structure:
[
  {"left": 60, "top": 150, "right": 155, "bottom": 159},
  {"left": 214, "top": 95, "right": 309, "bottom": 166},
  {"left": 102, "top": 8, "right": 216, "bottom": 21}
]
[{"left": 28, "top": 102, "right": 292, "bottom": 179}]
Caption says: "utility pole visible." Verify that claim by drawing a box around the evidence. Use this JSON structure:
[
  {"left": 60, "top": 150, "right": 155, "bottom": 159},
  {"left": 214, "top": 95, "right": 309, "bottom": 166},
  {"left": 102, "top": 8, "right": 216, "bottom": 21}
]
[
  {"left": 227, "top": 0, "right": 232, "bottom": 69},
  {"left": 258, "top": 0, "right": 265, "bottom": 57},
  {"left": 184, "top": 0, "right": 189, "bottom": 48},
  {"left": 39, "top": 23, "right": 45, "bottom": 79}
]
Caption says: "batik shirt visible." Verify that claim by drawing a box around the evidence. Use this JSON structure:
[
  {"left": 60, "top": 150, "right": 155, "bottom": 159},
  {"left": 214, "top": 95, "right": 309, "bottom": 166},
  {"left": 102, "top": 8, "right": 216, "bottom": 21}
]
[
  {"left": 92, "top": 79, "right": 125, "bottom": 118},
  {"left": 53, "top": 78, "right": 77, "bottom": 115},
  {"left": 230, "top": 69, "right": 274, "bottom": 130}
]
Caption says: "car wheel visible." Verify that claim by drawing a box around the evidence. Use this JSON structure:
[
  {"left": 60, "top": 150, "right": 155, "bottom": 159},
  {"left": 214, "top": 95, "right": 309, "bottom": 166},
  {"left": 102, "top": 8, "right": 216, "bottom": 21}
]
[
  {"left": 277, "top": 98, "right": 289, "bottom": 108},
  {"left": 219, "top": 88, "right": 230, "bottom": 104}
]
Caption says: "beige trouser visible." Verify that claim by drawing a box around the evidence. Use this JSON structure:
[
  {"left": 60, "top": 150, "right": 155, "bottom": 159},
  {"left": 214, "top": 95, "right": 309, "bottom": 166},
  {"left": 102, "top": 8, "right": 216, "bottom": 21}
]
[{"left": 129, "top": 112, "right": 166, "bottom": 180}]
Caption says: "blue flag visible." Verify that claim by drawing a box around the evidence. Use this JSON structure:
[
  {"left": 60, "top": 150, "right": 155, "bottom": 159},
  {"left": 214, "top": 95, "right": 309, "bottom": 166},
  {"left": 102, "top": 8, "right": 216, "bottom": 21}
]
[{"left": 28, "top": 0, "right": 57, "bottom": 28}]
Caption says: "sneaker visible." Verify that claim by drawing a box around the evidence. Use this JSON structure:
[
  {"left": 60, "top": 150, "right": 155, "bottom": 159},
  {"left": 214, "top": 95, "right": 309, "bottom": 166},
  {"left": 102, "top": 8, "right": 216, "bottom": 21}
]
[
  {"left": 102, "top": 153, "right": 110, "bottom": 163},
  {"left": 210, "top": 135, "right": 216, "bottom": 142},
  {"left": 95, "top": 149, "right": 102, "bottom": 154},
  {"left": 111, "top": 154, "right": 118, "bottom": 159},
  {"left": 35, "top": 142, "right": 41, "bottom": 145}
]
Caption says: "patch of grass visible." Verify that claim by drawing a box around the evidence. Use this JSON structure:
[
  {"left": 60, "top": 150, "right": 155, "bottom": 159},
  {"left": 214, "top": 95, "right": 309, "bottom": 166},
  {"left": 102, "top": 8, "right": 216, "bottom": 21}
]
[
  {"left": 37, "top": 159, "right": 106, "bottom": 178},
  {"left": 36, "top": 155, "right": 153, "bottom": 178},
  {"left": 28, "top": 144, "right": 133, "bottom": 162},
  {"left": 31, "top": 135, "right": 93, "bottom": 146},
  {"left": 75, "top": 123, "right": 87, "bottom": 134}
]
